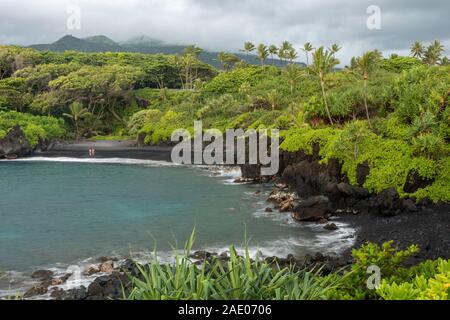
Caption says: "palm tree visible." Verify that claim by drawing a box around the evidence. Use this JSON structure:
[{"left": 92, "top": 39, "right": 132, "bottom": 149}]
[
  {"left": 217, "top": 52, "right": 240, "bottom": 71},
  {"left": 410, "top": 41, "right": 424, "bottom": 59},
  {"left": 183, "top": 45, "right": 203, "bottom": 58},
  {"left": 63, "top": 102, "right": 91, "bottom": 140},
  {"left": 287, "top": 48, "right": 298, "bottom": 64},
  {"left": 329, "top": 44, "right": 342, "bottom": 54},
  {"left": 309, "top": 47, "right": 340, "bottom": 125},
  {"left": 278, "top": 41, "right": 293, "bottom": 65},
  {"left": 301, "top": 42, "right": 314, "bottom": 66},
  {"left": 283, "top": 64, "right": 305, "bottom": 93},
  {"left": 266, "top": 89, "right": 280, "bottom": 111},
  {"left": 355, "top": 51, "right": 380, "bottom": 129},
  {"left": 241, "top": 42, "right": 256, "bottom": 56},
  {"left": 424, "top": 40, "right": 445, "bottom": 65},
  {"left": 257, "top": 44, "right": 269, "bottom": 66},
  {"left": 269, "top": 45, "right": 278, "bottom": 65}
]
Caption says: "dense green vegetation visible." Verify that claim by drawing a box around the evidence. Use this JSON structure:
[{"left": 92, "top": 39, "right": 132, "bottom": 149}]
[
  {"left": 0, "top": 40, "right": 448, "bottom": 202},
  {"left": 0, "top": 111, "right": 65, "bottom": 146},
  {"left": 125, "top": 232, "right": 450, "bottom": 300}
]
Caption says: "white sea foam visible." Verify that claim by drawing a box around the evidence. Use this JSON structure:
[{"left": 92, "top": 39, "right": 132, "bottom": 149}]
[
  {"left": 252, "top": 206, "right": 356, "bottom": 253},
  {"left": 197, "top": 165, "right": 243, "bottom": 184},
  {"left": 2, "top": 157, "right": 180, "bottom": 167}
]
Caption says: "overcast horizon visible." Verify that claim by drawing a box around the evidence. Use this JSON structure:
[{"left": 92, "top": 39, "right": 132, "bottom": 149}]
[{"left": 1, "top": 0, "right": 449, "bottom": 65}]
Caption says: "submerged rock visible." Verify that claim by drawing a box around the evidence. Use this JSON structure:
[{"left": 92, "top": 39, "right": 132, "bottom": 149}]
[
  {"left": 324, "top": 223, "right": 339, "bottom": 231},
  {"left": 31, "top": 270, "right": 54, "bottom": 281}
]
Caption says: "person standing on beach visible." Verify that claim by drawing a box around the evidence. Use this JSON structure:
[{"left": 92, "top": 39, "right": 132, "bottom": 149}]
[{"left": 88, "top": 148, "right": 92, "bottom": 157}]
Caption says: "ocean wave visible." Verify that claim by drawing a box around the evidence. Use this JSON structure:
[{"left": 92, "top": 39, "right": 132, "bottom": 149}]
[
  {"left": 196, "top": 165, "right": 243, "bottom": 184},
  {"left": 252, "top": 207, "right": 356, "bottom": 253},
  {"left": 2, "top": 157, "right": 180, "bottom": 167}
]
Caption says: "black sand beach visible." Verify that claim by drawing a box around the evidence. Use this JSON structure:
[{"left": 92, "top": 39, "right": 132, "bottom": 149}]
[{"left": 36, "top": 140, "right": 173, "bottom": 161}]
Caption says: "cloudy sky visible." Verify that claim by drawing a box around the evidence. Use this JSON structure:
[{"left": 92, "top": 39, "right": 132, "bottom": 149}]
[{"left": 1, "top": 0, "right": 449, "bottom": 64}]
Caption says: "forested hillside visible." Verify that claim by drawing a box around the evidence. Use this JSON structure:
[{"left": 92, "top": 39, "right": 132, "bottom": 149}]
[{"left": 29, "top": 35, "right": 298, "bottom": 69}]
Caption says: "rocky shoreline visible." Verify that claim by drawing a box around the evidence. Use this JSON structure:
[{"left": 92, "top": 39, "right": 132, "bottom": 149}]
[
  {"left": 239, "top": 147, "right": 449, "bottom": 266},
  {"left": 22, "top": 248, "right": 348, "bottom": 300}
]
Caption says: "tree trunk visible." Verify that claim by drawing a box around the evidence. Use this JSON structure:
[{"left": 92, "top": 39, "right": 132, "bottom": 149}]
[
  {"left": 75, "top": 119, "right": 79, "bottom": 141},
  {"left": 320, "top": 75, "right": 334, "bottom": 126},
  {"left": 363, "top": 77, "right": 372, "bottom": 129}
]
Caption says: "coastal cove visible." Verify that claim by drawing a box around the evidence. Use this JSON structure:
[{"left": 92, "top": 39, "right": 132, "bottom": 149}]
[
  {"left": 1, "top": 28, "right": 449, "bottom": 300},
  {"left": 0, "top": 144, "right": 356, "bottom": 298}
]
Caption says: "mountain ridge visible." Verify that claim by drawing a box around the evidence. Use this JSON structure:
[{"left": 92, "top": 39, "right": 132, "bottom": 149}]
[{"left": 29, "top": 35, "right": 305, "bottom": 68}]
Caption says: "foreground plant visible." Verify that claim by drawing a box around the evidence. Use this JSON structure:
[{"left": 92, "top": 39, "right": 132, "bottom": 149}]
[
  {"left": 325, "top": 241, "right": 449, "bottom": 300},
  {"left": 126, "top": 231, "right": 342, "bottom": 300},
  {"left": 377, "top": 259, "right": 450, "bottom": 300}
]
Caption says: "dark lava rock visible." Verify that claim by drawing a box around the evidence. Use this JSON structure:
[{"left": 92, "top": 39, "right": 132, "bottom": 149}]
[
  {"left": 265, "top": 207, "right": 273, "bottom": 213},
  {"left": 401, "top": 198, "right": 419, "bottom": 212},
  {"left": 337, "top": 182, "right": 369, "bottom": 199},
  {"left": 191, "top": 251, "right": 213, "bottom": 260},
  {"left": 404, "top": 171, "right": 434, "bottom": 194},
  {"left": 87, "top": 274, "right": 129, "bottom": 299},
  {"left": 282, "top": 158, "right": 342, "bottom": 198},
  {"left": 31, "top": 270, "right": 54, "bottom": 281},
  {"left": 240, "top": 164, "right": 262, "bottom": 181},
  {"left": 368, "top": 188, "right": 402, "bottom": 216},
  {"left": 50, "top": 288, "right": 65, "bottom": 300},
  {"left": 356, "top": 162, "right": 370, "bottom": 187},
  {"left": 60, "top": 286, "right": 88, "bottom": 300},
  {"left": 120, "top": 259, "right": 141, "bottom": 277},
  {"left": 0, "top": 125, "right": 31, "bottom": 158},
  {"left": 324, "top": 223, "right": 339, "bottom": 231},
  {"left": 23, "top": 284, "right": 49, "bottom": 298},
  {"left": 292, "top": 196, "right": 332, "bottom": 222}
]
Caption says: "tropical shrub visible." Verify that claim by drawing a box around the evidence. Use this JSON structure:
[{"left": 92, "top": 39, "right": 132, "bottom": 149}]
[
  {"left": 0, "top": 111, "right": 66, "bottom": 146},
  {"left": 326, "top": 241, "right": 419, "bottom": 300},
  {"left": 203, "top": 66, "right": 268, "bottom": 95},
  {"left": 139, "top": 110, "right": 190, "bottom": 145},
  {"left": 380, "top": 56, "right": 423, "bottom": 73},
  {"left": 377, "top": 259, "right": 450, "bottom": 300}
]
